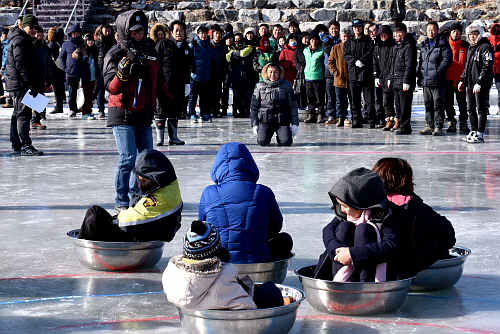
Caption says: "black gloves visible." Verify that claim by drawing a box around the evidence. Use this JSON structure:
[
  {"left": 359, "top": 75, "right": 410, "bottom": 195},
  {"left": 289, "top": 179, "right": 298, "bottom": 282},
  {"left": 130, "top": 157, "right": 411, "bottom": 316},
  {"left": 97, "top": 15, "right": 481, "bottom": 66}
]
[
  {"left": 117, "top": 57, "right": 133, "bottom": 82},
  {"left": 28, "top": 87, "right": 37, "bottom": 97}
]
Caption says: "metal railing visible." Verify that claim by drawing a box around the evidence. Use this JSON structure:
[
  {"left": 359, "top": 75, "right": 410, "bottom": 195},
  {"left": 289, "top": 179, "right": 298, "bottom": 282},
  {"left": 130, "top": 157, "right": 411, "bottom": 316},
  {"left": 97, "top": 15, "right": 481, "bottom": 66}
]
[
  {"left": 64, "top": 0, "right": 85, "bottom": 33},
  {"left": 20, "top": 0, "right": 35, "bottom": 16}
]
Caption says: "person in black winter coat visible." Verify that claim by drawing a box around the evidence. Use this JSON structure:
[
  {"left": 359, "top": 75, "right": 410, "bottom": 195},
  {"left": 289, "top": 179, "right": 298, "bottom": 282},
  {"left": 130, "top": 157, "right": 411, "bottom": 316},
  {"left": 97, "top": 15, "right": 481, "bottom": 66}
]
[
  {"left": 373, "top": 157, "right": 456, "bottom": 279},
  {"left": 59, "top": 24, "right": 84, "bottom": 117},
  {"left": 388, "top": 23, "right": 417, "bottom": 135},
  {"left": 6, "top": 14, "right": 43, "bottom": 155},
  {"left": 47, "top": 26, "right": 66, "bottom": 114},
  {"left": 343, "top": 19, "right": 376, "bottom": 128},
  {"left": 95, "top": 24, "right": 116, "bottom": 118},
  {"left": 373, "top": 25, "right": 395, "bottom": 132},
  {"left": 314, "top": 167, "right": 401, "bottom": 282},
  {"left": 209, "top": 26, "right": 228, "bottom": 118},
  {"left": 417, "top": 21, "right": 452, "bottom": 136},
  {"left": 155, "top": 20, "right": 191, "bottom": 146},
  {"left": 31, "top": 26, "right": 52, "bottom": 129},
  {"left": 458, "top": 25, "right": 494, "bottom": 144},
  {"left": 293, "top": 32, "right": 309, "bottom": 110}
]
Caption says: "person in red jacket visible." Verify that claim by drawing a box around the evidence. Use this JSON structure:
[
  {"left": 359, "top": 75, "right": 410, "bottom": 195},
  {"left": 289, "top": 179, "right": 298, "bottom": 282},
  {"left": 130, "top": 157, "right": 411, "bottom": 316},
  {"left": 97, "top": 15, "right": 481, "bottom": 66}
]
[
  {"left": 445, "top": 22, "right": 470, "bottom": 133},
  {"left": 103, "top": 10, "right": 172, "bottom": 214},
  {"left": 278, "top": 34, "right": 298, "bottom": 84},
  {"left": 488, "top": 22, "right": 500, "bottom": 115}
]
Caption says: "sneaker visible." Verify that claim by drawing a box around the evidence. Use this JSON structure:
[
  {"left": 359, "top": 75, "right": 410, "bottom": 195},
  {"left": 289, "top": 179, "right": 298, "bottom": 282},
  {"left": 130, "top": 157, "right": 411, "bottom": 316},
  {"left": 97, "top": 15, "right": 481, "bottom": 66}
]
[
  {"left": 113, "top": 206, "right": 128, "bottom": 216},
  {"left": 336, "top": 118, "right": 344, "bottom": 127},
  {"left": 467, "top": 132, "right": 484, "bottom": 143},
  {"left": 49, "top": 108, "right": 63, "bottom": 114},
  {"left": 68, "top": 111, "right": 77, "bottom": 118},
  {"left": 432, "top": 128, "right": 443, "bottom": 136},
  {"left": 82, "top": 114, "right": 96, "bottom": 120},
  {"left": 325, "top": 116, "right": 337, "bottom": 125},
  {"left": 462, "top": 131, "right": 475, "bottom": 142},
  {"left": 316, "top": 114, "right": 325, "bottom": 123},
  {"left": 419, "top": 126, "right": 434, "bottom": 135},
  {"left": 21, "top": 145, "right": 43, "bottom": 156},
  {"left": 446, "top": 120, "right": 457, "bottom": 133},
  {"left": 31, "top": 122, "right": 47, "bottom": 129},
  {"left": 303, "top": 114, "right": 317, "bottom": 123},
  {"left": 201, "top": 115, "right": 212, "bottom": 122},
  {"left": 2, "top": 103, "right": 13, "bottom": 108},
  {"left": 190, "top": 115, "right": 198, "bottom": 123},
  {"left": 98, "top": 111, "right": 106, "bottom": 119}
]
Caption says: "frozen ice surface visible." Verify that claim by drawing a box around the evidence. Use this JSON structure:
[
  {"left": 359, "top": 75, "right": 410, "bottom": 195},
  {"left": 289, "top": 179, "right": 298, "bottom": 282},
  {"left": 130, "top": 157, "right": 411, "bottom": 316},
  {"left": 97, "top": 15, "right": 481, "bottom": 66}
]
[{"left": 1, "top": 89, "right": 500, "bottom": 333}]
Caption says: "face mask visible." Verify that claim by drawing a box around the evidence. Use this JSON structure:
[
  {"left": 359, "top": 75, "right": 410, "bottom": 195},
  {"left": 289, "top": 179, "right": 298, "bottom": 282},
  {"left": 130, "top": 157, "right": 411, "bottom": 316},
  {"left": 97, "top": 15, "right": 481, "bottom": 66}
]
[
  {"left": 290, "top": 41, "right": 297, "bottom": 47},
  {"left": 493, "top": 29, "right": 500, "bottom": 36},
  {"left": 319, "top": 32, "right": 325, "bottom": 39}
]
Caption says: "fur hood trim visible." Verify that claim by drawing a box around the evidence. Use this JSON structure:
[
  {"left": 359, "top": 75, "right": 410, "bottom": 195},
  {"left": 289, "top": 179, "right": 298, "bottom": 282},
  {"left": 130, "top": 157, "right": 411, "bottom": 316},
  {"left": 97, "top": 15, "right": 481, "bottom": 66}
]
[
  {"left": 171, "top": 255, "right": 222, "bottom": 275},
  {"left": 261, "top": 63, "right": 284, "bottom": 81}
]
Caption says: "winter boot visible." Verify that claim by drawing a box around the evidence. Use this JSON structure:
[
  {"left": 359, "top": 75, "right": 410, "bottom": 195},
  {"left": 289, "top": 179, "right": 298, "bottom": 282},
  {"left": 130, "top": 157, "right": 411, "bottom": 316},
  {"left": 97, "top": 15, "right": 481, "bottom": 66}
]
[
  {"left": 446, "top": 119, "right": 457, "bottom": 133},
  {"left": 390, "top": 118, "right": 400, "bottom": 132},
  {"left": 459, "top": 120, "right": 470, "bottom": 133},
  {"left": 382, "top": 117, "right": 395, "bottom": 131},
  {"left": 155, "top": 119, "right": 166, "bottom": 146},
  {"left": 303, "top": 114, "right": 317, "bottom": 123},
  {"left": 167, "top": 118, "right": 185, "bottom": 145}
]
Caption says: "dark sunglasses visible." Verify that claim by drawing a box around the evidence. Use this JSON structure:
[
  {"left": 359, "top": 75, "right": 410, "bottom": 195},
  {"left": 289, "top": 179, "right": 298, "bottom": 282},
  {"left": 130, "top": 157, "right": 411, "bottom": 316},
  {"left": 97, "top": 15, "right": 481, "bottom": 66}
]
[{"left": 28, "top": 24, "right": 38, "bottom": 30}]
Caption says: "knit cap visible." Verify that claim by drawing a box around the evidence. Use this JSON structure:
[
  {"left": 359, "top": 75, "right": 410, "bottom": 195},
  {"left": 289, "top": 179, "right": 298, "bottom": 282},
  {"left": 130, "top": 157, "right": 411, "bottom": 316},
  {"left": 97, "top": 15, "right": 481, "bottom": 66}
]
[
  {"left": 22, "top": 14, "right": 38, "bottom": 28},
  {"left": 183, "top": 221, "right": 221, "bottom": 260},
  {"left": 328, "top": 167, "right": 387, "bottom": 219},
  {"left": 244, "top": 27, "right": 256, "bottom": 36},
  {"left": 449, "top": 22, "right": 463, "bottom": 33}
]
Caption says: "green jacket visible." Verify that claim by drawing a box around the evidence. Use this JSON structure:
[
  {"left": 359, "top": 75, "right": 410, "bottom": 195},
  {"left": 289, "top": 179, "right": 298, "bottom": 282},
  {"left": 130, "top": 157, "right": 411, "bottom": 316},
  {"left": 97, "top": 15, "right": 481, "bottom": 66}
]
[
  {"left": 253, "top": 49, "right": 278, "bottom": 82},
  {"left": 304, "top": 46, "right": 325, "bottom": 81}
]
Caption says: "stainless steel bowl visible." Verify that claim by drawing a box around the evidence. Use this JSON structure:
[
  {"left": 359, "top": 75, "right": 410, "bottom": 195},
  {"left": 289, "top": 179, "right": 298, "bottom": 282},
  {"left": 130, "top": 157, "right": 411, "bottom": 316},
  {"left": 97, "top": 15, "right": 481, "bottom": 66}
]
[
  {"left": 178, "top": 283, "right": 305, "bottom": 334},
  {"left": 410, "top": 246, "right": 471, "bottom": 292},
  {"left": 234, "top": 253, "right": 294, "bottom": 284},
  {"left": 295, "top": 265, "right": 412, "bottom": 315},
  {"left": 67, "top": 229, "right": 164, "bottom": 271}
]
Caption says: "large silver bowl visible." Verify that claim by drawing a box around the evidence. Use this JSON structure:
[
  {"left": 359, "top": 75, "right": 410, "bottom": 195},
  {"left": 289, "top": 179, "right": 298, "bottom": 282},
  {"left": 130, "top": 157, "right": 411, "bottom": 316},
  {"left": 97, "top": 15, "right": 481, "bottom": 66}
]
[
  {"left": 295, "top": 265, "right": 412, "bottom": 315},
  {"left": 178, "top": 283, "right": 305, "bottom": 334},
  {"left": 410, "top": 246, "right": 471, "bottom": 292},
  {"left": 234, "top": 253, "right": 294, "bottom": 284},
  {"left": 67, "top": 229, "right": 164, "bottom": 271}
]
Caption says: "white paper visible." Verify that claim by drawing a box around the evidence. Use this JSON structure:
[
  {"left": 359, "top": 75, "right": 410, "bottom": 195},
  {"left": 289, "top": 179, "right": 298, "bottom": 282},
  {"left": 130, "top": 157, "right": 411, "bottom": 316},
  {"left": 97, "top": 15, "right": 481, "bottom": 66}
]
[{"left": 21, "top": 90, "right": 50, "bottom": 113}]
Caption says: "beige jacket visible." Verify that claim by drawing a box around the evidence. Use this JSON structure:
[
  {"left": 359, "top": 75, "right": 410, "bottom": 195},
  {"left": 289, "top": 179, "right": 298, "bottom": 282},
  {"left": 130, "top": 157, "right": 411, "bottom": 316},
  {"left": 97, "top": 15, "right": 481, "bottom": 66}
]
[{"left": 162, "top": 255, "right": 257, "bottom": 311}]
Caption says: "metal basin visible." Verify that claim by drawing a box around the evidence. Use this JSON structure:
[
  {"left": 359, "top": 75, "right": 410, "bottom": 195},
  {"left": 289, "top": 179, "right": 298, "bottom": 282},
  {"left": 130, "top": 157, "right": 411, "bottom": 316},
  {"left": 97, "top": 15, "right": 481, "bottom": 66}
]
[
  {"left": 234, "top": 253, "right": 294, "bottom": 284},
  {"left": 298, "top": 109, "right": 308, "bottom": 122},
  {"left": 410, "top": 246, "right": 471, "bottom": 292},
  {"left": 178, "top": 283, "right": 305, "bottom": 334},
  {"left": 67, "top": 229, "right": 164, "bottom": 271},
  {"left": 295, "top": 265, "right": 412, "bottom": 315}
]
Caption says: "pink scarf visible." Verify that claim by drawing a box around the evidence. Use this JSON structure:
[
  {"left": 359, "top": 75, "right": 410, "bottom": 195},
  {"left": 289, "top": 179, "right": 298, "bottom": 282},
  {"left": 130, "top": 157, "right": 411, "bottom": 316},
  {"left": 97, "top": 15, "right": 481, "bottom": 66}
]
[{"left": 333, "top": 209, "right": 387, "bottom": 282}]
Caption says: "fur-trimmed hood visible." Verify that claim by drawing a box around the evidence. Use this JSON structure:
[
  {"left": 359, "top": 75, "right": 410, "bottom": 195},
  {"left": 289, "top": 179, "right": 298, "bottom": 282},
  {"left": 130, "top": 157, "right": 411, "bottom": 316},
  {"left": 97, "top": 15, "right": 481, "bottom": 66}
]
[
  {"left": 150, "top": 23, "right": 169, "bottom": 43},
  {"left": 47, "top": 26, "right": 64, "bottom": 43},
  {"left": 261, "top": 62, "right": 284, "bottom": 81},
  {"left": 95, "top": 24, "right": 115, "bottom": 43},
  {"left": 171, "top": 255, "right": 222, "bottom": 275}
]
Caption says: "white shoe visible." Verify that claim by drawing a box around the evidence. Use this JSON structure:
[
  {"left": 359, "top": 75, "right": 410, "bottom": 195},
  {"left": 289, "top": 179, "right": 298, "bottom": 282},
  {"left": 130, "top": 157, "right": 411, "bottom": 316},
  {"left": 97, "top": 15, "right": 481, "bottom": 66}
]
[
  {"left": 462, "top": 131, "right": 475, "bottom": 142},
  {"left": 467, "top": 132, "right": 484, "bottom": 143}
]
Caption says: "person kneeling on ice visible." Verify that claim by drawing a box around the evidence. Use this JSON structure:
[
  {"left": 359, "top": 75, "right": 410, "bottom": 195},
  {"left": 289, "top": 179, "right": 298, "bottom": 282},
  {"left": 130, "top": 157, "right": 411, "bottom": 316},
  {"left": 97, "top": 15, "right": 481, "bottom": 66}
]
[
  {"left": 163, "top": 221, "right": 293, "bottom": 310},
  {"left": 314, "top": 168, "right": 401, "bottom": 282},
  {"left": 373, "top": 157, "right": 456, "bottom": 278},
  {"left": 250, "top": 62, "right": 299, "bottom": 146},
  {"left": 78, "top": 149, "right": 183, "bottom": 242}
]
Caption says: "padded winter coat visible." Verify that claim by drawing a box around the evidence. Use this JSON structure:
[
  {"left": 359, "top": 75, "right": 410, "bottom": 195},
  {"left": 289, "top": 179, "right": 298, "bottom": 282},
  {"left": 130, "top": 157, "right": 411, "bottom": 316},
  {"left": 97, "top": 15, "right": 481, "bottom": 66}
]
[
  {"left": 373, "top": 35, "right": 395, "bottom": 93},
  {"left": 226, "top": 44, "right": 255, "bottom": 83},
  {"left": 198, "top": 142, "right": 283, "bottom": 264},
  {"left": 460, "top": 37, "right": 493, "bottom": 87},
  {"left": 59, "top": 24, "right": 84, "bottom": 78},
  {"left": 189, "top": 35, "right": 215, "bottom": 82},
  {"left": 343, "top": 34, "right": 374, "bottom": 83},
  {"left": 5, "top": 26, "right": 38, "bottom": 92},
  {"left": 388, "top": 34, "right": 417, "bottom": 90},
  {"left": 417, "top": 34, "right": 452, "bottom": 86},
  {"left": 250, "top": 63, "right": 299, "bottom": 127},
  {"left": 488, "top": 23, "right": 500, "bottom": 74},
  {"left": 303, "top": 46, "right": 325, "bottom": 81},
  {"left": 278, "top": 44, "right": 297, "bottom": 84}
]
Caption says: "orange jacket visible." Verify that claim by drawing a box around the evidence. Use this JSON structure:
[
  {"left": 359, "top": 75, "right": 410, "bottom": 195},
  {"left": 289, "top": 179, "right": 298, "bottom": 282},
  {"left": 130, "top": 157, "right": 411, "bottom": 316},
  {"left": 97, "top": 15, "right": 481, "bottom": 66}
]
[{"left": 446, "top": 36, "right": 468, "bottom": 86}]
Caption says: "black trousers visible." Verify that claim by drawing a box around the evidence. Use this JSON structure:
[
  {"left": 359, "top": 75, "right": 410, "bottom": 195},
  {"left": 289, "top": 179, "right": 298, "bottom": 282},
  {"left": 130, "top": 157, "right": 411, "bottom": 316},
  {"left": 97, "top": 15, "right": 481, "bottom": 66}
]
[
  {"left": 394, "top": 87, "right": 414, "bottom": 133},
  {"left": 444, "top": 80, "right": 468, "bottom": 122},
  {"left": 325, "top": 77, "right": 336, "bottom": 118},
  {"left": 10, "top": 89, "right": 32, "bottom": 150},
  {"left": 232, "top": 81, "right": 253, "bottom": 117},
  {"left": 331, "top": 221, "right": 378, "bottom": 282},
  {"left": 382, "top": 91, "right": 395, "bottom": 119},
  {"left": 95, "top": 77, "right": 106, "bottom": 113},
  {"left": 466, "top": 85, "right": 490, "bottom": 133},
  {"left": 209, "top": 78, "right": 223, "bottom": 116},
  {"left": 373, "top": 86, "right": 384, "bottom": 121},
  {"left": 52, "top": 81, "right": 66, "bottom": 110},
  {"left": 305, "top": 80, "right": 325, "bottom": 116},
  {"left": 349, "top": 81, "right": 375, "bottom": 123},
  {"left": 257, "top": 124, "right": 292, "bottom": 146},
  {"left": 78, "top": 205, "right": 133, "bottom": 242},
  {"left": 67, "top": 76, "right": 79, "bottom": 112},
  {"left": 188, "top": 80, "right": 211, "bottom": 117}
]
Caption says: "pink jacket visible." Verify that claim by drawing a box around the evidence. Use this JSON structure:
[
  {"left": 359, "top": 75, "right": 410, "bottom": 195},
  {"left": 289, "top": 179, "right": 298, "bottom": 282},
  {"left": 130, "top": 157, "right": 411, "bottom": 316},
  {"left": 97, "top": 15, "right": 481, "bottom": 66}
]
[{"left": 162, "top": 255, "right": 257, "bottom": 311}]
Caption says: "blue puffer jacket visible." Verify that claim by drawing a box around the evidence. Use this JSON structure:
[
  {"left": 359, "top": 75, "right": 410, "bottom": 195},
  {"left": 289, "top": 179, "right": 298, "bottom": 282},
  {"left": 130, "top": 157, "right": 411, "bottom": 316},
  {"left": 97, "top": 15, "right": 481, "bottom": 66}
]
[
  {"left": 189, "top": 35, "right": 215, "bottom": 82},
  {"left": 198, "top": 142, "right": 283, "bottom": 264},
  {"left": 417, "top": 34, "right": 452, "bottom": 87}
]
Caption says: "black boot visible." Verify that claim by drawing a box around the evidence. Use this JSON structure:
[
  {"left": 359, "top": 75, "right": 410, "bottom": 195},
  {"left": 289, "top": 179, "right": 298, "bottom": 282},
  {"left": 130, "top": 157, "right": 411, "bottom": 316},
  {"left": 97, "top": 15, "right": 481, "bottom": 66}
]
[
  {"left": 167, "top": 118, "right": 185, "bottom": 145},
  {"left": 155, "top": 119, "right": 166, "bottom": 146}
]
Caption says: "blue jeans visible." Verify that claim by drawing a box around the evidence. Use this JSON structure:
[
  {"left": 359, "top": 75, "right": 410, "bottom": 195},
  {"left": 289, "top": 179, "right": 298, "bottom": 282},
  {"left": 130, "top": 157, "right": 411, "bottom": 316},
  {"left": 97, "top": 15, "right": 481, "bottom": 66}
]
[
  {"left": 335, "top": 86, "right": 349, "bottom": 119},
  {"left": 112, "top": 125, "right": 153, "bottom": 207}
]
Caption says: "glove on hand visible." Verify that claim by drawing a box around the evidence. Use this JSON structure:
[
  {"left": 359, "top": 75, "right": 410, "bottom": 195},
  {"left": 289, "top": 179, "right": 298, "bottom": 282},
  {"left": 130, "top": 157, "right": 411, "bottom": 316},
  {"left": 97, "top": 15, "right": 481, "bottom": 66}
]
[
  {"left": 252, "top": 125, "right": 259, "bottom": 135},
  {"left": 473, "top": 83, "right": 481, "bottom": 93},
  {"left": 387, "top": 80, "right": 391, "bottom": 89},
  {"left": 28, "top": 87, "right": 37, "bottom": 97},
  {"left": 375, "top": 78, "right": 381, "bottom": 87},
  {"left": 458, "top": 81, "right": 465, "bottom": 92},
  {"left": 184, "top": 84, "right": 191, "bottom": 97},
  {"left": 291, "top": 124, "right": 298, "bottom": 137},
  {"left": 355, "top": 60, "right": 364, "bottom": 68},
  {"left": 117, "top": 57, "right": 132, "bottom": 82},
  {"left": 403, "top": 83, "right": 410, "bottom": 91}
]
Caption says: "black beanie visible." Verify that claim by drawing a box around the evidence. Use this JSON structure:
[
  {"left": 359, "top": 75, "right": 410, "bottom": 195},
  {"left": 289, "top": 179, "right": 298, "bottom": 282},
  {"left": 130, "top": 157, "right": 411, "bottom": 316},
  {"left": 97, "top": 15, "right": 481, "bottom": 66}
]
[
  {"left": 394, "top": 22, "right": 407, "bottom": 33},
  {"left": 310, "top": 29, "right": 320, "bottom": 41},
  {"left": 183, "top": 221, "right": 221, "bottom": 260},
  {"left": 449, "top": 22, "right": 463, "bottom": 33}
]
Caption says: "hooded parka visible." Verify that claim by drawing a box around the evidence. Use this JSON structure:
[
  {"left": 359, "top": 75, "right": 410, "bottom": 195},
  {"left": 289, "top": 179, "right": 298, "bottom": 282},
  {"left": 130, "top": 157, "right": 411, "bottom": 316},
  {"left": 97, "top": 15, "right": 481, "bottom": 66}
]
[
  {"left": 388, "top": 33, "right": 417, "bottom": 90},
  {"left": 58, "top": 24, "right": 83, "bottom": 78},
  {"left": 5, "top": 26, "right": 38, "bottom": 92},
  {"left": 373, "top": 25, "right": 395, "bottom": 93}
]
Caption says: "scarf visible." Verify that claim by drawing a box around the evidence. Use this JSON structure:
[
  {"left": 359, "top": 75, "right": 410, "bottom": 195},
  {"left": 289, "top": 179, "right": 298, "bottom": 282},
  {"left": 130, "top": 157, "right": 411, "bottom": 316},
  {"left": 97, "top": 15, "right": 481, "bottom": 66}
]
[
  {"left": 258, "top": 37, "right": 273, "bottom": 53},
  {"left": 333, "top": 209, "right": 387, "bottom": 282}
]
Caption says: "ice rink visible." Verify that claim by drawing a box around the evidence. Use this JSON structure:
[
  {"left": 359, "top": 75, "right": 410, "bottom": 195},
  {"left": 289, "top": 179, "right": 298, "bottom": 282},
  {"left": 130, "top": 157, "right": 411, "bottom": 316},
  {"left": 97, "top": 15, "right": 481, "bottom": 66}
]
[{"left": 1, "top": 90, "right": 500, "bottom": 334}]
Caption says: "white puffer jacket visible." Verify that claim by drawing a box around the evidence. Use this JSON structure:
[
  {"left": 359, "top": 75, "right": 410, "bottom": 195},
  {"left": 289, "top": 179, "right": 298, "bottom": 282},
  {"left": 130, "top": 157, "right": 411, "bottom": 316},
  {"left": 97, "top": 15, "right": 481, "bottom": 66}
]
[{"left": 162, "top": 255, "right": 257, "bottom": 311}]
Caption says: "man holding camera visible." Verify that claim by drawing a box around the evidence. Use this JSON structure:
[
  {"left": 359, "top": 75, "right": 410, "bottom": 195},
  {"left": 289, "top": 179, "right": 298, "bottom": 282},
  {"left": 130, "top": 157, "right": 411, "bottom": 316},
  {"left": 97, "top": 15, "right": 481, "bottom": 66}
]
[{"left": 103, "top": 10, "right": 172, "bottom": 215}]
